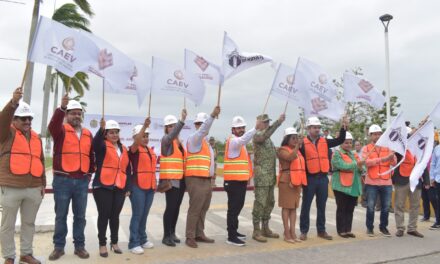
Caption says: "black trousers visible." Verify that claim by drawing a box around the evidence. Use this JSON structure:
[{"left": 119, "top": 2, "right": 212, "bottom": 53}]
[
  {"left": 163, "top": 179, "right": 186, "bottom": 237},
  {"left": 224, "top": 180, "right": 247, "bottom": 239},
  {"left": 334, "top": 190, "right": 357, "bottom": 233},
  {"left": 422, "top": 186, "right": 431, "bottom": 219},
  {"left": 93, "top": 188, "right": 126, "bottom": 246}
]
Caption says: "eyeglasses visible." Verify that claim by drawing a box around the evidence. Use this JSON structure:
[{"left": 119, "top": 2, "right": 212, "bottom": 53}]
[{"left": 18, "top": 116, "right": 33, "bottom": 122}]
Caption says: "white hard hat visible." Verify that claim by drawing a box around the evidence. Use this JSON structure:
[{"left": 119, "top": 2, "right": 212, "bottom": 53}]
[
  {"left": 306, "top": 116, "right": 321, "bottom": 127},
  {"left": 345, "top": 131, "right": 353, "bottom": 140},
  {"left": 163, "top": 115, "right": 178, "bottom": 126},
  {"left": 194, "top": 112, "right": 209, "bottom": 124},
  {"left": 284, "top": 127, "right": 298, "bottom": 136},
  {"left": 406, "top": 127, "right": 412, "bottom": 134},
  {"left": 369, "top": 124, "right": 382, "bottom": 134},
  {"left": 105, "top": 120, "right": 120, "bottom": 130},
  {"left": 14, "top": 102, "right": 34, "bottom": 117},
  {"left": 132, "top": 124, "right": 149, "bottom": 137},
  {"left": 231, "top": 116, "right": 247, "bottom": 128},
  {"left": 66, "top": 100, "right": 82, "bottom": 111}
]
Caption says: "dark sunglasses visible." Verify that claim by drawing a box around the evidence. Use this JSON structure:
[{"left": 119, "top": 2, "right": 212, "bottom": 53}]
[{"left": 18, "top": 116, "right": 33, "bottom": 122}]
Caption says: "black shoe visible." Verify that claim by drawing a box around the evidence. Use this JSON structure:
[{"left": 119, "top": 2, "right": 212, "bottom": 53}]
[
  {"left": 420, "top": 217, "right": 430, "bottom": 222},
  {"left": 367, "top": 229, "right": 375, "bottom": 237},
  {"left": 379, "top": 227, "right": 391, "bottom": 237},
  {"left": 346, "top": 232, "right": 356, "bottom": 238},
  {"left": 407, "top": 230, "right": 424, "bottom": 238},
  {"left": 171, "top": 233, "right": 181, "bottom": 243},
  {"left": 429, "top": 224, "right": 440, "bottom": 230},
  {"left": 237, "top": 232, "right": 246, "bottom": 240},
  {"left": 226, "top": 237, "right": 245, "bottom": 247},
  {"left": 162, "top": 236, "right": 176, "bottom": 247}
]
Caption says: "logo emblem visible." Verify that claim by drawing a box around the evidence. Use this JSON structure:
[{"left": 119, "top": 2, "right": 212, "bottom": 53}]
[
  {"left": 194, "top": 56, "right": 209, "bottom": 71},
  {"left": 62, "top": 37, "right": 75, "bottom": 51},
  {"left": 418, "top": 137, "right": 427, "bottom": 150},
  {"left": 174, "top": 70, "right": 184, "bottom": 80},
  {"left": 318, "top": 74, "right": 327, "bottom": 85},
  {"left": 98, "top": 49, "right": 113, "bottom": 70},
  {"left": 286, "top": 74, "right": 295, "bottom": 85},
  {"left": 130, "top": 66, "right": 138, "bottom": 81},
  {"left": 389, "top": 128, "right": 402, "bottom": 142},
  {"left": 228, "top": 50, "right": 242, "bottom": 68},
  {"left": 311, "top": 97, "right": 328, "bottom": 112},
  {"left": 358, "top": 79, "right": 374, "bottom": 93}
]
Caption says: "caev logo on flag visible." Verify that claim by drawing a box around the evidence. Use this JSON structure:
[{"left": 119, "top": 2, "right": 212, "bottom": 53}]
[
  {"left": 98, "top": 49, "right": 113, "bottom": 70},
  {"left": 269, "top": 63, "right": 302, "bottom": 103},
  {"left": 343, "top": 72, "right": 385, "bottom": 109},
  {"left": 29, "top": 16, "right": 100, "bottom": 77},
  {"left": 221, "top": 32, "right": 273, "bottom": 81},
  {"left": 184, "top": 49, "right": 222, "bottom": 85},
  {"left": 294, "top": 57, "right": 345, "bottom": 121},
  {"left": 152, "top": 57, "right": 206, "bottom": 106},
  {"left": 408, "top": 120, "right": 434, "bottom": 191}
]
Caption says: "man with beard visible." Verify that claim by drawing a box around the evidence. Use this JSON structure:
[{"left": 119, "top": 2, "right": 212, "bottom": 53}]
[
  {"left": 48, "top": 94, "right": 94, "bottom": 260},
  {"left": 251, "top": 113, "right": 285, "bottom": 243},
  {"left": 0, "top": 88, "right": 45, "bottom": 264},
  {"left": 224, "top": 116, "right": 263, "bottom": 246}
]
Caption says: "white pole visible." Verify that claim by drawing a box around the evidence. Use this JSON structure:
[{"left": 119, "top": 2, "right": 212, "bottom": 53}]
[{"left": 384, "top": 27, "right": 391, "bottom": 127}]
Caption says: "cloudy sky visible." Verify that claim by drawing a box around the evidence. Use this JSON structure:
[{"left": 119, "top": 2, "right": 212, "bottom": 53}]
[{"left": 1, "top": 0, "right": 439, "bottom": 145}]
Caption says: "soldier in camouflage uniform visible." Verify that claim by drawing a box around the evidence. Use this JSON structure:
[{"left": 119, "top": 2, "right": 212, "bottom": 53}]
[{"left": 252, "top": 113, "right": 285, "bottom": 242}]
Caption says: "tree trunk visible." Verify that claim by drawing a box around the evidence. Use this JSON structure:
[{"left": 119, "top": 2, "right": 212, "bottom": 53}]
[
  {"left": 40, "top": 66, "right": 52, "bottom": 137},
  {"left": 23, "top": 0, "right": 41, "bottom": 104}
]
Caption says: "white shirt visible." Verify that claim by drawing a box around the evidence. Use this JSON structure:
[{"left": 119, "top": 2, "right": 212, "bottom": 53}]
[{"left": 227, "top": 128, "right": 257, "bottom": 159}]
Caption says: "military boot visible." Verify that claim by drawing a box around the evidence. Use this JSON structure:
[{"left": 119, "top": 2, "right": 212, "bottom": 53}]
[
  {"left": 252, "top": 222, "right": 267, "bottom": 242},
  {"left": 262, "top": 220, "right": 280, "bottom": 238}
]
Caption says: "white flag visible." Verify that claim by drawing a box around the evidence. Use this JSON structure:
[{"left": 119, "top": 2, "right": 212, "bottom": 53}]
[
  {"left": 343, "top": 72, "right": 385, "bottom": 109},
  {"left": 222, "top": 32, "right": 273, "bottom": 81},
  {"left": 294, "top": 57, "right": 345, "bottom": 121},
  {"left": 269, "top": 63, "right": 303, "bottom": 103},
  {"left": 428, "top": 102, "right": 440, "bottom": 119},
  {"left": 152, "top": 57, "right": 206, "bottom": 106},
  {"left": 28, "top": 16, "right": 100, "bottom": 77},
  {"left": 81, "top": 31, "right": 135, "bottom": 93},
  {"left": 375, "top": 112, "right": 408, "bottom": 175},
  {"left": 408, "top": 120, "right": 434, "bottom": 191},
  {"left": 184, "top": 49, "right": 222, "bottom": 86}
]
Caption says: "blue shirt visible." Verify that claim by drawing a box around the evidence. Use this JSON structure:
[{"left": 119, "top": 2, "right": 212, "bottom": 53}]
[{"left": 430, "top": 145, "right": 440, "bottom": 183}]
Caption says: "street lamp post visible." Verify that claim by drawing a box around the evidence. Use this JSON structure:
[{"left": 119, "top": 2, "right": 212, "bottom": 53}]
[{"left": 380, "top": 14, "right": 393, "bottom": 127}]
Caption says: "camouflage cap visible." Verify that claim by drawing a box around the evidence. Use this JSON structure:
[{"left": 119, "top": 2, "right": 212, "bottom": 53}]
[{"left": 257, "top": 114, "right": 271, "bottom": 122}]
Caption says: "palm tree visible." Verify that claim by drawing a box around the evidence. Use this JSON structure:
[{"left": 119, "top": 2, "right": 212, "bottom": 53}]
[{"left": 40, "top": 2, "right": 93, "bottom": 137}]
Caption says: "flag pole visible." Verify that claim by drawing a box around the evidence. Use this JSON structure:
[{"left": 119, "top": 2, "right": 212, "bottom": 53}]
[
  {"left": 217, "top": 84, "right": 222, "bottom": 106},
  {"left": 147, "top": 91, "right": 152, "bottom": 118},
  {"left": 262, "top": 93, "right": 271, "bottom": 114},
  {"left": 20, "top": 62, "right": 30, "bottom": 88},
  {"left": 102, "top": 77, "right": 105, "bottom": 118},
  {"left": 183, "top": 96, "right": 186, "bottom": 109},
  {"left": 283, "top": 101, "right": 289, "bottom": 114},
  {"left": 66, "top": 77, "right": 71, "bottom": 95}
]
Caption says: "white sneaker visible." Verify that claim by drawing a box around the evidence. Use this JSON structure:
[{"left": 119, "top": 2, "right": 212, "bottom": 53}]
[
  {"left": 142, "top": 241, "right": 154, "bottom": 249},
  {"left": 130, "top": 246, "right": 144, "bottom": 255}
]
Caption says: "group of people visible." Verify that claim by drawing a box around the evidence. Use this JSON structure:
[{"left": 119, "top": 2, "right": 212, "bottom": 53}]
[{"left": 1, "top": 87, "right": 439, "bottom": 264}]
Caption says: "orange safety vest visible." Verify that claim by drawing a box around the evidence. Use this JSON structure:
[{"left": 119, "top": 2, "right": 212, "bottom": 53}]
[
  {"left": 279, "top": 146, "right": 307, "bottom": 186},
  {"left": 160, "top": 139, "right": 185, "bottom": 180},
  {"left": 364, "top": 144, "right": 393, "bottom": 180},
  {"left": 100, "top": 141, "right": 129, "bottom": 189},
  {"left": 9, "top": 128, "right": 44, "bottom": 177},
  {"left": 185, "top": 138, "right": 211, "bottom": 177},
  {"left": 399, "top": 150, "right": 416, "bottom": 177},
  {"left": 337, "top": 150, "right": 360, "bottom": 187},
  {"left": 303, "top": 137, "right": 330, "bottom": 174},
  {"left": 60, "top": 124, "right": 92, "bottom": 173},
  {"left": 135, "top": 146, "right": 157, "bottom": 190},
  {"left": 223, "top": 136, "right": 253, "bottom": 181}
]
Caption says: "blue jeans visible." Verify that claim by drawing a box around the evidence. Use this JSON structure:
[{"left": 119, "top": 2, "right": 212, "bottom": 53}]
[
  {"left": 52, "top": 175, "right": 89, "bottom": 249},
  {"left": 300, "top": 175, "right": 328, "bottom": 234},
  {"left": 128, "top": 185, "right": 154, "bottom": 249},
  {"left": 365, "top": 184, "right": 392, "bottom": 230}
]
